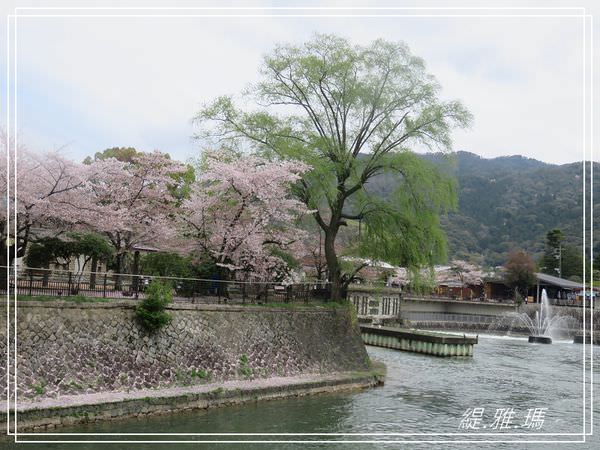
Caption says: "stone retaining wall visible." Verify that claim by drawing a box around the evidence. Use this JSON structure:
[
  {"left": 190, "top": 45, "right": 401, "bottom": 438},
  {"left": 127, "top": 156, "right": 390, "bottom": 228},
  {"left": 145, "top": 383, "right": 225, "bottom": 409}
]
[{"left": 0, "top": 301, "right": 369, "bottom": 403}]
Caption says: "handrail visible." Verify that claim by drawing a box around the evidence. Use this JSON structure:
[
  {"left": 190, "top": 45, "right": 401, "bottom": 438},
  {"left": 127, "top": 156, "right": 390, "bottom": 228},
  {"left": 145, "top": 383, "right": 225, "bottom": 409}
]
[{"left": 0, "top": 265, "right": 331, "bottom": 287}]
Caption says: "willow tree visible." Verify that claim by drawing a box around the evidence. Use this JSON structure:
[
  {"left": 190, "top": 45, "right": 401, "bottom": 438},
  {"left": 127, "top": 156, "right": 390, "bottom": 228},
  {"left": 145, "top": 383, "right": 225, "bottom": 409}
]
[{"left": 194, "top": 34, "right": 472, "bottom": 300}]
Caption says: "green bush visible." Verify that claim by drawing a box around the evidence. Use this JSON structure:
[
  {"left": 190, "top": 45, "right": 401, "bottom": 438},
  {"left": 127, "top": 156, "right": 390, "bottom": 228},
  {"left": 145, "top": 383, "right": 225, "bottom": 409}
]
[
  {"left": 190, "top": 368, "right": 209, "bottom": 379},
  {"left": 238, "top": 354, "right": 253, "bottom": 378},
  {"left": 135, "top": 281, "right": 173, "bottom": 332}
]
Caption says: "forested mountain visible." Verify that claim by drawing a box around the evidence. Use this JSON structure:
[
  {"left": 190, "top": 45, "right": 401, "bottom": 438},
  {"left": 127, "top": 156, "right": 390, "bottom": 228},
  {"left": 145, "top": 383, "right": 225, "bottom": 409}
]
[{"left": 367, "top": 151, "right": 599, "bottom": 267}]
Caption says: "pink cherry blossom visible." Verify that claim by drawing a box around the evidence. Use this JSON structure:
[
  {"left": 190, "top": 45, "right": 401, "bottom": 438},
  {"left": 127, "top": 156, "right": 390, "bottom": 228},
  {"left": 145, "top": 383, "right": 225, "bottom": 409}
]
[
  {"left": 180, "top": 152, "right": 310, "bottom": 279},
  {"left": 83, "top": 151, "right": 187, "bottom": 276},
  {"left": 0, "top": 132, "right": 91, "bottom": 267}
]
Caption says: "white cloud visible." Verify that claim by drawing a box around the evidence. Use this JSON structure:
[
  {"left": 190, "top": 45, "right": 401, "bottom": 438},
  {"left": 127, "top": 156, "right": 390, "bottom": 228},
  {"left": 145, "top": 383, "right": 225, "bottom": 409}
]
[{"left": 1, "top": 2, "right": 597, "bottom": 164}]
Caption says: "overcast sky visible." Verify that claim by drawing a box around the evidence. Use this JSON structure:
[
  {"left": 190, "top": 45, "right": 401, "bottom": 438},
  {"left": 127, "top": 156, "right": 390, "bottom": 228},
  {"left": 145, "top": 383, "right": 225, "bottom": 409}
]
[{"left": 1, "top": 0, "right": 598, "bottom": 165}]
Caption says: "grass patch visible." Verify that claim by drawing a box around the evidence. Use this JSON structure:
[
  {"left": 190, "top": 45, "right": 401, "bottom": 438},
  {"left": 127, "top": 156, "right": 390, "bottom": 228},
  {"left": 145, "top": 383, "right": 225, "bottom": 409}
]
[
  {"left": 238, "top": 354, "right": 253, "bottom": 378},
  {"left": 31, "top": 380, "right": 46, "bottom": 395},
  {"left": 68, "top": 380, "right": 84, "bottom": 390},
  {"left": 14, "top": 294, "right": 110, "bottom": 303},
  {"left": 190, "top": 368, "right": 209, "bottom": 380}
]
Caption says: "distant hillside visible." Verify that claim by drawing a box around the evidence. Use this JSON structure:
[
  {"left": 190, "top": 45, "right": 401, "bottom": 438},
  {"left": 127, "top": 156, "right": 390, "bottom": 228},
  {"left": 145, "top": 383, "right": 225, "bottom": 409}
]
[
  {"left": 436, "top": 152, "right": 598, "bottom": 265},
  {"left": 367, "top": 151, "right": 599, "bottom": 266}
]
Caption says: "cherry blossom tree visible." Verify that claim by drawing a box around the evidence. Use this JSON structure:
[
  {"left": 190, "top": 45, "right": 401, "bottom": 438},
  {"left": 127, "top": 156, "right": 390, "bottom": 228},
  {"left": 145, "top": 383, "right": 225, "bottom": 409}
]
[
  {"left": 0, "top": 133, "right": 91, "bottom": 277},
  {"left": 180, "top": 152, "right": 310, "bottom": 281},
  {"left": 84, "top": 151, "right": 187, "bottom": 289},
  {"left": 448, "top": 260, "right": 485, "bottom": 286}
]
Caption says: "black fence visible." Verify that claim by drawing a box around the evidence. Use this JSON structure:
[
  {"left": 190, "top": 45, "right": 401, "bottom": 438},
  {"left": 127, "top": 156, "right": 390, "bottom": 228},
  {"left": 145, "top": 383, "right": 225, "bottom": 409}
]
[{"left": 0, "top": 266, "right": 332, "bottom": 304}]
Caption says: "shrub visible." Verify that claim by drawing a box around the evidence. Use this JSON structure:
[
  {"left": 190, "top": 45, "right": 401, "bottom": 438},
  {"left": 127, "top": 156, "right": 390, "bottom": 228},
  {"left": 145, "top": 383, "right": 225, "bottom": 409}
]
[
  {"left": 32, "top": 380, "right": 46, "bottom": 395},
  {"left": 135, "top": 281, "right": 173, "bottom": 332},
  {"left": 191, "top": 368, "right": 209, "bottom": 379},
  {"left": 238, "top": 354, "right": 253, "bottom": 378}
]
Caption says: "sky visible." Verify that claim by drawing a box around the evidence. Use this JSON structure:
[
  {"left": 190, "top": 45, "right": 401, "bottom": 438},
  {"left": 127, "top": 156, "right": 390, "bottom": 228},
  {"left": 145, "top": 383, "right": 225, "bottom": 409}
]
[{"left": 1, "top": 0, "right": 598, "bottom": 165}]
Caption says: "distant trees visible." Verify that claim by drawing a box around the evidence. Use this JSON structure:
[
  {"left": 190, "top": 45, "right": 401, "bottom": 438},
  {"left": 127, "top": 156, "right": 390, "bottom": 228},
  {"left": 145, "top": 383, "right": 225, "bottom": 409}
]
[
  {"left": 541, "top": 229, "right": 564, "bottom": 276},
  {"left": 561, "top": 246, "right": 583, "bottom": 281},
  {"left": 83, "top": 146, "right": 141, "bottom": 164},
  {"left": 421, "top": 153, "right": 599, "bottom": 266},
  {"left": 539, "top": 228, "right": 582, "bottom": 280},
  {"left": 594, "top": 244, "right": 600, "bottom": 281},
  {"left": 504, "top": 250, "right": 536, "bottom": 302},
  {"left": 450, "top": 260, "right": 484, "bottom": 286},
  {"left": 24, "top": 232, "right": 114, "bottom": 288}
]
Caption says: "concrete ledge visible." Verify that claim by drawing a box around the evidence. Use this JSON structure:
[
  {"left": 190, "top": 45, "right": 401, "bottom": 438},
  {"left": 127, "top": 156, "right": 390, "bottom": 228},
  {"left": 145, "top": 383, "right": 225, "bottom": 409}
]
[
  {"left": 4, "top": 301, "right": 344, "bottom": 313},
  {"left": 402, "top": 296, "right": 516, "bottom": 307},
  {"left": 360, "top": 326, "right": 477, "bottom": 357},
  {"left": 360, "top": 325, "right": 478, "bottom": 344},
  {"left": 0, "top": 369, "right": 385, "bottom": 432},
  {"left": 573, "top": 333, "right": 600, "bottom": 345}
]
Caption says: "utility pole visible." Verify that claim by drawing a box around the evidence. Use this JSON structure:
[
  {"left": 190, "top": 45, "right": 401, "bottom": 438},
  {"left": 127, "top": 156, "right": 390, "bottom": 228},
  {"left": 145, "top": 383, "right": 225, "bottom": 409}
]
[
  {"left": 559, "top": 244, "right": 562, "bottom": 278},
  {"left": 554, "top": 244, "right": 562, "bottom": 278}
]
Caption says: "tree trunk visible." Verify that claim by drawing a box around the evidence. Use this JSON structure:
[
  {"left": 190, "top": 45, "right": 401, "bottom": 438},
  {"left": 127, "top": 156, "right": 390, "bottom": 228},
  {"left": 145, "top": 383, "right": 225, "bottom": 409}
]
[
  {"left": 89, "top": 256, "right": 97, "bottom": 289},
  {"left": 131, "top": 250, "right": 140, "bottom": 293},
  {"left": 42, "top": 262, "right": 49, "bottom": 287},
  {"left": 216, "top": 265, "right": 230, "bottom": 301},
  {"left": 1, "top": 240, "right": 22, "bottom": 288},
  {"left": 324, "top": 229, "right": 343, "bottom": 302},
  {"left": 0, "top": 240, "right": 8, "bottom": 291},
  {"left": 114, "top": 253, "right": 125, "bottom": 291}
]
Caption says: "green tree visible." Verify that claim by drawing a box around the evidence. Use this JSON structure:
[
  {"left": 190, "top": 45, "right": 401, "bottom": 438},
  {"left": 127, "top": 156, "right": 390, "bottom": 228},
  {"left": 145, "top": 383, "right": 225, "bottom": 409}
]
[
  {"left": 504, "top": 250, "right": 536, "bottom": 302},
  {"left": 24, "top": 232, "right": 113, "bottom": 289},
  {"left": 194, "top": 34, "right": 471, "bottom": 300},
  {"left": 141, "top": 251, "right": 217, "bottom": 279},
  {"left": 541, "top": 229, "right": 564, "bottom": 276},
  {"left": 594, "top": 244, "right": 600, "bottom": 280},
  {"left": 25, "top": 237, "right": 72, "bottom": 269},
  {"left": 83, "top": 147, "right": 142, "bottom": 164},
  {"left": 24, "top": 232, "right": 113, "bottom": 272},
  {"left": 135, "top": 280, "right": 173, "bottom": 332},
  {"left": 561, "top": 245, "right": 583, "bottom": 280}
]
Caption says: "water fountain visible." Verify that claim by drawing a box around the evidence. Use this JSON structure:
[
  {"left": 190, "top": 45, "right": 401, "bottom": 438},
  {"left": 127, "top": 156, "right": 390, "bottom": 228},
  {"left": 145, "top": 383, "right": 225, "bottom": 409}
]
[
  {"left": 487, "top": 289, "right": 579, "bottom": 343},
  {"left": 523, "top": 289, "right": 554, "bottom": 344}
]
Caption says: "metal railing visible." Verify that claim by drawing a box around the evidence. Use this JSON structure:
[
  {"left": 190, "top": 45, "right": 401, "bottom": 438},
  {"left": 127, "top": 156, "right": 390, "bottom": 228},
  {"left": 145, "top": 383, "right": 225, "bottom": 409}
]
[
  {"left": 402, "top": 312, "right": 498, "bottom": 324},
  {"left": 0, "top": 266, "right": 332, "bottom": 304},
  {"left": 349, "top": 294, "right": 401, "bottom": 317}
]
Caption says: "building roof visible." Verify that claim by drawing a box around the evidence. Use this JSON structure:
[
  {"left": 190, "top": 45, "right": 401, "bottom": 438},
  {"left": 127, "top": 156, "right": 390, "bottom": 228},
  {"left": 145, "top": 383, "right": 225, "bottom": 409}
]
[
  {"left": 438, "top": 281, "right": 466, "bottom": 288},
  {"left": 534, "top": 272, "right": 584, "bottom": 289},
  {"left": 132, "top": 244, "right": 160, "bottom": 253}
]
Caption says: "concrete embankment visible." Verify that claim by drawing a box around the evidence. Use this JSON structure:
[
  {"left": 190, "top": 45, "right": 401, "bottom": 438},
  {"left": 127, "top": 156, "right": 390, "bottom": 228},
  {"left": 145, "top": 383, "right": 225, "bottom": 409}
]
[
  {"left": 402, "top": 320, "right": 526, "bottom": 334},
  {"left": 1, "top": 300, "right": 376, "bottom": 430},
  {"left": 1, "top": 368, "right": 385, "bottom": 432}
]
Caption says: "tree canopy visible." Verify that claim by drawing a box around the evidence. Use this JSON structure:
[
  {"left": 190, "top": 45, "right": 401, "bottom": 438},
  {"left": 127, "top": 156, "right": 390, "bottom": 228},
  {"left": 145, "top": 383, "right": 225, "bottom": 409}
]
[
  {"left": 194, "top": 34, "right": 471, "bottom": 299},
  {"left": 504, "top": 250, "right": 536, "bottom": 301},
  {"left": 179, "top": 152, "right": 309, "bottom": 281}
]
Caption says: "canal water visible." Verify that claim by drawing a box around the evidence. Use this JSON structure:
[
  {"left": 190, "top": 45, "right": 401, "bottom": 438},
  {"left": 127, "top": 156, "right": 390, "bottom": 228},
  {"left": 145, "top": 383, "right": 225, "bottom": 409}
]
[{"left": 7, "top": 333, "right": 600, "bottom": 449}]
